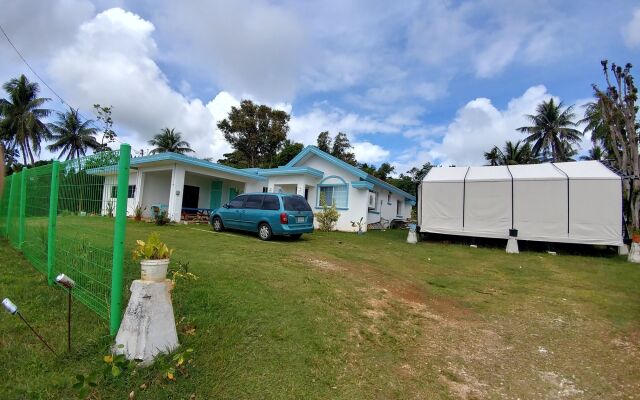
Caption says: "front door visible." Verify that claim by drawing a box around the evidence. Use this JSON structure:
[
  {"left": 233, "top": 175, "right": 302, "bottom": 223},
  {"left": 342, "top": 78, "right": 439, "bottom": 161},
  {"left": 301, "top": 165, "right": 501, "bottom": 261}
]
[
  {"left": 210, "top": 181, "right": 222, "bottom": 209},
  {"left": 182, "top": 185, "right": 200, "bottom": 209}
]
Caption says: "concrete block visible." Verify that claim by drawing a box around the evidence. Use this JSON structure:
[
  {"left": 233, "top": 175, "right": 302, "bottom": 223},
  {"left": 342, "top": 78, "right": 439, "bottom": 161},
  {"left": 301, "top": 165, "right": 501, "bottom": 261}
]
[
  {"left": 628, "top": 243, "right": 640, "bottom": 263},
  {"left": 506, "top": 237, "right": 519, "bottom": 254}
]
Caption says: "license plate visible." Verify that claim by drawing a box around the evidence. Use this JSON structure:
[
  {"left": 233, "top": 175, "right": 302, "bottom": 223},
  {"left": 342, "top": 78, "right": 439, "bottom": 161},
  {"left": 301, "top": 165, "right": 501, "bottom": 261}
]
[{"left": 296, "top": 216, "right": 305, "bottom": 223}]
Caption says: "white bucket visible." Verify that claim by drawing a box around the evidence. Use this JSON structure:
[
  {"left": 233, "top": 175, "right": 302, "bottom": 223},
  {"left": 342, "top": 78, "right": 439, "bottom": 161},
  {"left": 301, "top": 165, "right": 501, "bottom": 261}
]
[{"left": 140, "top": 259, "right": 170, "bottom": 282}]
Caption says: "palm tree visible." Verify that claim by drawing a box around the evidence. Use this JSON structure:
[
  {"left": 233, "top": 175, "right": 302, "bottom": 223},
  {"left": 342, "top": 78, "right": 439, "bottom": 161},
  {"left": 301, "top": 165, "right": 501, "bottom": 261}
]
[
  {"left": 47, "top": 108, "right": 100, "bottom": 160},
  {"left": 149, "top": 128, "right": 194, "bottom": 154},
  {"left": 580, "top": 145, "right": 606, "bottom": 161},
  {"left": 517, "top": 99, "right": 583, "bottom": 162},
  {"left": 0, "top": 75, "right": 52, "bottom": 165},
  {"left": 484, "top": 140, "right": 536, "bottom": 166},
  {"left": 484, "top": 146, "right": 502, "bottom": 166}
]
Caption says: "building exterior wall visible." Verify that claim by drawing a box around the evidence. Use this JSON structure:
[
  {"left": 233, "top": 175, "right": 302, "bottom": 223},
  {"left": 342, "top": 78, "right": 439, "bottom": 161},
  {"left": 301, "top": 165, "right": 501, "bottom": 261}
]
[{"left": 140, "top": 170, "right": 172, "bottom": 218}]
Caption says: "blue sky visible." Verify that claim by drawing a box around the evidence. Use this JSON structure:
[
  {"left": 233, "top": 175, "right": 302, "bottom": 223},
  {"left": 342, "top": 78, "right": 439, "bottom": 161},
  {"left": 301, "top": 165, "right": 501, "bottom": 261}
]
[{"left": 1, "top": 0, "right": 639, "bottom": 173}]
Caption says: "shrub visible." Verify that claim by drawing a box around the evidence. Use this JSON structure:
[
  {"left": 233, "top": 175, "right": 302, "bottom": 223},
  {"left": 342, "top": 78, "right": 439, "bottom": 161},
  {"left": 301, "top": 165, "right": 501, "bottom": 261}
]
[
  {"left": 315, "top": 194, "right": 340, "bottom": 231},
  {"left": 154, "top": 210, "right": 170, "bottom": 225}
]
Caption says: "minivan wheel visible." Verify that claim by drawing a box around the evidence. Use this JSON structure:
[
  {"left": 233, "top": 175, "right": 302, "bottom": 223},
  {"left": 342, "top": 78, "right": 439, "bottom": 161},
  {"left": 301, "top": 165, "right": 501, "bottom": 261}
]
[
  {"left": 258, "top": 223, "right": 273, "bottom": 241},
  {"left": 212, "top": 216, "right": 224, "bottom": 232}
]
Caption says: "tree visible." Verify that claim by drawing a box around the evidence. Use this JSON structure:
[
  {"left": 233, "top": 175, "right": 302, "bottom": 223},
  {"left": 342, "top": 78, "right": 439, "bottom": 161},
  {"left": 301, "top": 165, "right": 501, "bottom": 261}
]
[
  {"left": 274, "top": 140, "right": 303, "bottom": 166},
  {"left": 317, "top": 131, "right": 332, "bottom": 153},
  {"left": 46, "top": 108, "right": 100, "bottom": 160},
  {"left": 93, "top": 104, "right": 117, "bottom": 151},
  {"left": 149, "top": 128, "right": 194, "bottom": 154},
  {"left": 331, "top": 132, "right": 357, "bottom": 165},
  {"left": 580, "top": 145, "right": 605, "bottom": 161},
  {"left": 358, "top": 162, "right": 377, "bottom": 175},
  {"left": 483, "top": 140, "right": 536, "bottom": 165},
  {"left": 387, "top": 163, "right": 434, "bottom": 197},
  {"left": 0, "top": 74, "right": 51, "bottom": 165},
  {"left": 373, "top": 162, "right": 395, "bottom": 180},
  {"left": 592, "top": 60, "right": 640, "bottom": 229},
  {"left": 217, "top": 100, "right": 289, "bottom": 168},
  {"left": 517, "top": 99, "right": 583, "bottom": 162}
]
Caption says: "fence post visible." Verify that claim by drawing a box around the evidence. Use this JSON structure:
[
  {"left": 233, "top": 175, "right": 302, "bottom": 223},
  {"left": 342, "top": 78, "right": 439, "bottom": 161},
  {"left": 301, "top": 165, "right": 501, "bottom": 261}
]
[
  {"left": 18, "top": 169, "right": 27, "bottom": 250},
  {"left": 5, "top": 174, "right": 15, "bottom": 238},
  {"left": 47, "top": 161, "right": 60, "bottom": 286},
  {"left": 110, "top": 144, "right": 131, "bottom": 336}
]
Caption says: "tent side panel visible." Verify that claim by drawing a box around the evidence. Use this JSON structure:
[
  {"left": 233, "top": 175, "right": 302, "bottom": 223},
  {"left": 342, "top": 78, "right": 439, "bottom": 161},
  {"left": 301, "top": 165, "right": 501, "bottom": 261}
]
[
  {"left": 513, "top": 180, "right": 568, "bottom": 241},
  {"left": 420, "top": 182, "right": 464, "bottom": 233},
  {"left": 568, "top": 179, "right": 622, "bottom": 245},
  {"left": 464, "top": 181, "right": 511, "bottom": 237}
]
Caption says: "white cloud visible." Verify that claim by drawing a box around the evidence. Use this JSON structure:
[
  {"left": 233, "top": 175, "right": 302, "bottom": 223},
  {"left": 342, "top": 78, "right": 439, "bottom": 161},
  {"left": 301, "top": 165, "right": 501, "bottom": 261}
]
[
  {"left": 424, "top": 85, "right": 556, "bottom": 166},
  {"left": 352, "top": 142, "right": 390, "bottom": 164},
  {"left": 623, "top": 7, "right": 640, "bottom": 48},
  {"left": 158, "top": 0, "right": 307, "bottom": 102},
  {"left": 48, "top": 8, "right": 234, "bottom": 160}
]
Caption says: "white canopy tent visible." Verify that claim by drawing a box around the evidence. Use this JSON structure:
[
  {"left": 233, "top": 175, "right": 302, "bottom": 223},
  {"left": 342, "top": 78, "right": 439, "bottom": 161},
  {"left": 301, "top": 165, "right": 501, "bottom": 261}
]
[{"left": 417, "top": 161, "right": 623, "bottom": 246}]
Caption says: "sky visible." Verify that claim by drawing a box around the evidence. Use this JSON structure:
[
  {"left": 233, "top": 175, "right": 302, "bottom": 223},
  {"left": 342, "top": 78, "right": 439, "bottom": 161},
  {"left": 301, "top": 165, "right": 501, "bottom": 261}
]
[{"left": 0, "top": 0, "right": 639, "bottom": 174}]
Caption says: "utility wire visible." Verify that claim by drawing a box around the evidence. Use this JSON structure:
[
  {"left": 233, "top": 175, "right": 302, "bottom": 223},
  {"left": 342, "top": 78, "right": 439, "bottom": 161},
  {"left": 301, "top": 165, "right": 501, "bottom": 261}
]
[{"left": 0, "top": 22, "right": 138, "bottom": 155}]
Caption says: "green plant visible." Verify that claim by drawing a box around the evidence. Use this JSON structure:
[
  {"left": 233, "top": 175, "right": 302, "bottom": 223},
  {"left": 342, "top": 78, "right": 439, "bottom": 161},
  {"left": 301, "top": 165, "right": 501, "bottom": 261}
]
[
  {"left": 350, "top": 217, "right": 365, "bottom": 233},
  {"left": 169, "top": 260, "right": 199, "bottom": 287},
  {"left": 314, "top": 194, "right": 340, "bottom": 231},
  {"left": 154, "top": 210, "right": 170, "bottom": 226},
  {"left": 134, "top": 203, "right": 146, "bottom": 220},
  {"left": 105, "top": 200, "right": 114, "bottom": 217},
  {"left": 132, "top": 233, "right": 174, "bottom": 261},
  {"left": 73, "top": 346, "right": 138, "bottom": 398},
  {"left": 165, "top": 348, "right": 194, "bottom": 382}
]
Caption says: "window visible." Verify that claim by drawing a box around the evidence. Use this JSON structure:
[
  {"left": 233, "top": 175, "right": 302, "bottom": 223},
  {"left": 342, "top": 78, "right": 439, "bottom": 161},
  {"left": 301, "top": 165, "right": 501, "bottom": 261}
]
[
  {"left": 319, "top": 185, "right": 347, "bottom": 208},
  {"left": 262, "top": 195, "right": 280, "bottom": 210},
  {"left": 368, "top": 191, "right": 378, "bottom": 210},
  {"left": 284, "top": 196, "right": 311, "bottom": 212},
  {"left": 111, "top": 185, "right": 136, "bottom": 199},
  {"left": 397, "top": 200, "right": 403, "bottom": 216},
  {"left": 387, "top": 192, "right": 391, "bottom": 203},
  {"left": 228, "top": 195, "right": 246, "bottom": 209},
  {"left": 244, "top": 195, "right": 264, "bottom": 209},
  {"left": 262, "top": 187, "right": 268, "bottom": 193}
]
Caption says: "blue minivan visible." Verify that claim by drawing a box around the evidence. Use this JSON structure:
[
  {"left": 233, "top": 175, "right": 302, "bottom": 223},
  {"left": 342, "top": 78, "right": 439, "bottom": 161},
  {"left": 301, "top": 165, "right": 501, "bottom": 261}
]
[{"left": 210, "top": 193, "right": 314, "bottom": 240}]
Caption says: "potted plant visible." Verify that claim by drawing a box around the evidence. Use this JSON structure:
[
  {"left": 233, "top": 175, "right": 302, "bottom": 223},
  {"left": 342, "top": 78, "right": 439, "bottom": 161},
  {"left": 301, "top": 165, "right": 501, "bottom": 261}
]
[
  {"left": 133, "top": 203, "right": 146, "bottom": 221},
  {"left": 132, "top": 233, "right": 174, "bottom": 282},
  {"left": 633, "top": 229, "right": 640, "bottom": 244},
  {"left": 350, "top": 217, "right": 365, "bottom": 235}
]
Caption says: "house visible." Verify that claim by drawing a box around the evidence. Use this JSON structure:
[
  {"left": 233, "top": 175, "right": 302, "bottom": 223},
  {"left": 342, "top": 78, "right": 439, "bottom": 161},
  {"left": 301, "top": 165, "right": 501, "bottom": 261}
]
[{"left": 97, "top": 146, "right": 415, "bottom": 232}]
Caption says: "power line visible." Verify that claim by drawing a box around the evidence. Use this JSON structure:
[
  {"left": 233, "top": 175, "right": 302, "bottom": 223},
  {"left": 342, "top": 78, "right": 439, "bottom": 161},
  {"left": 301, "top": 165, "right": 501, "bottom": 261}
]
[{"left": 0, "top": 22, "right": 138, "bottom": 155}]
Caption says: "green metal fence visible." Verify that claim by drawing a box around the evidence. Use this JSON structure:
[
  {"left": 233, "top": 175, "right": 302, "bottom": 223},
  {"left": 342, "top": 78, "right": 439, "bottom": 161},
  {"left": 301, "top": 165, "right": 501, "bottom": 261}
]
[{"left": 0, "top": 144, "right": 132, "bottom": 335}]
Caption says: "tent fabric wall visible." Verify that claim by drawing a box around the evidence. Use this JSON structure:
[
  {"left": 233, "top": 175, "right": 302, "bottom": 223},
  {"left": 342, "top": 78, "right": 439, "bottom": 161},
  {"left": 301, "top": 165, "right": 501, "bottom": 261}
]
[{"left": 419, "top": 161, "right": 623, "bottom": 246}]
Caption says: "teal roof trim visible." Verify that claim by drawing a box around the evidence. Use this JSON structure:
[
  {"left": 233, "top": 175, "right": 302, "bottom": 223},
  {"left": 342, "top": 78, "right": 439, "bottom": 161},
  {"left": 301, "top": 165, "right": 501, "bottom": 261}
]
[
  {"left": 364, "top": 176, "right": 416, "bottom": 201},
  {"left": 256, "top": 166, "right": 324, "bottom": 178},
  {"left": 351, "top": 181, "right": 374, "bottom": 190},
  {"left": 92, "top": 152, "right": 267, "bottom": 181}
]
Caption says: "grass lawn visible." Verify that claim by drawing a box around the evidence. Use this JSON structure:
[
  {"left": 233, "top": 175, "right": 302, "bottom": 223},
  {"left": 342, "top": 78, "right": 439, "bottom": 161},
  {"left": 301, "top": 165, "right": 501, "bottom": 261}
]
[{"left": 1, "top": 219, "right": 639, "bottom": 399}]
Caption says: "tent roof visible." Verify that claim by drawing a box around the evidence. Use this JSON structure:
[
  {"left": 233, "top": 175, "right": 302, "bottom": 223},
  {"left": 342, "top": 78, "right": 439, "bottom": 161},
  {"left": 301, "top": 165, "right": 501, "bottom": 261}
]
[
  {"left": 507, "top": 163, "right": 566, "bottom": 181},
  {"left": 466, "top": 166, "right": 511, "bottom": 181},
  {"left": 423, "top": 166, "right": 469, "bottom": 182},
  {"left": 423, "top": 161, "right": 620, "bottom": 183},
  {"left": 554, "top": 160, "right": 620, "bottom": 180}
]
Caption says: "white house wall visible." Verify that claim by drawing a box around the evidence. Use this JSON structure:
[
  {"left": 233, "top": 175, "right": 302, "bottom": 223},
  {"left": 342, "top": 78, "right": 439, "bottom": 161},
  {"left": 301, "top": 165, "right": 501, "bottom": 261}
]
[{"left": 141, "top": 170, "right": 172, "bottom": 218}]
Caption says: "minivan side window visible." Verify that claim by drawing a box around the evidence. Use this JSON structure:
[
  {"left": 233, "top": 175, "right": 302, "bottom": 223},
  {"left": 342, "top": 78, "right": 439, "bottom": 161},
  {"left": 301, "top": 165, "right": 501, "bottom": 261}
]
[
  {"left": 261, "top": 195, "right": 280, "bottom": 211},
  {"left": 244, "top": 194, "right": 264, "bottom": 209},
  {"left": 284, "top": 196, "right": 312, "bottom": 212},
  {"left": 228, "top": 195, "right": 246, "bottom": 209}
]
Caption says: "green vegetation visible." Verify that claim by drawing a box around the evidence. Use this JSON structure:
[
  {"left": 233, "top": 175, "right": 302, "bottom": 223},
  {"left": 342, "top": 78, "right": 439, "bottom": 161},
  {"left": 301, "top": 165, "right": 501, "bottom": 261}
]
[{"left": 1, "top": 220, "right": 639, "bottom": 399}]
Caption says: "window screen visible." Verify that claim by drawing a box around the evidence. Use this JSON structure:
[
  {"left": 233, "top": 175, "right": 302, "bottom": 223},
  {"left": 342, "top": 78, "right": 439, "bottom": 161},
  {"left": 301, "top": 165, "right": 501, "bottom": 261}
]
[
  {"left": 319, "top": 185, "right": 347, "bottom": 208},
  {"left": 284, "top": 196, "right": 312, "bottom": 211},
  {"left": 245, "top": 195, "right": 264, "bottom": 209},
  {"left": 111, "top": 185, "right": 136, "bottom": 198},
  {"left": 262, "top": 195, "right": 280, "bottom": 210}
]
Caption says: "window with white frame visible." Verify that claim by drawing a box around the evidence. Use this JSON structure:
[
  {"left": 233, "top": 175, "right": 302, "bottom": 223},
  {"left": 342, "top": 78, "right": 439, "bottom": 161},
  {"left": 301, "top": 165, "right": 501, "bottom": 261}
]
[
  {"left": 387, "top": 191, "right": 391, "bottom": 203},
  {"left": 319, "top": 184, "right": 347, "bottom": 208},
  {"left": 368, "top": 191, "right": 378, "bottom": 210}
]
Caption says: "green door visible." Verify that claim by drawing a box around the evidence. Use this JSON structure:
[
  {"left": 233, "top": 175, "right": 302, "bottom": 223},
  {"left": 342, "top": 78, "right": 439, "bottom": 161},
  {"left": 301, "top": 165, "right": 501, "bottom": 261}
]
[
  {"left": 229, "top": 187, "right": 239, "bottom": 203},
  {"left": 210, "top": 181, "right": 222, "bottom": 209}
]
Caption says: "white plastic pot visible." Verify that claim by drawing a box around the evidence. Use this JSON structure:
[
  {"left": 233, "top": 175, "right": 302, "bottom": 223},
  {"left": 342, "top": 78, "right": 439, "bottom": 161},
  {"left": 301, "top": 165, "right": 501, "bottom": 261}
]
[{"left": 140, "top": 259, "right": 170, "bottom": 282}]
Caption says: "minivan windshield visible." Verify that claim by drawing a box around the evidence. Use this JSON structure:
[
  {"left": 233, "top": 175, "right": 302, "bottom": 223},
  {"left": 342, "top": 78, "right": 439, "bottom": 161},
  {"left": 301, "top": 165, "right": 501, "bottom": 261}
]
[{"left": 283, "top": 196, "right": 312, "bottom": 212}]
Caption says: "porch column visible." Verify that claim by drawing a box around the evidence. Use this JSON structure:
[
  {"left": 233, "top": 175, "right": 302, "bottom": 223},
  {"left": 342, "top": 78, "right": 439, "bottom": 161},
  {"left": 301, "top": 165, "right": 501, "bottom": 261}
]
[
  {"left": 133, "top": 170, "right": 144, "bottom": 208},
  {"left": 167, "top": 165, "right": 186, "bottom": 222}
]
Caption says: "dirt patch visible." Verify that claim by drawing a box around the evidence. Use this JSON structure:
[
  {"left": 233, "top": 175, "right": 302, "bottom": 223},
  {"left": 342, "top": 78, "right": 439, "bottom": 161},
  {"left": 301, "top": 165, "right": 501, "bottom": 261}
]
[
  {"left": 439, "top": 364, "right": 488, "bottom": 400},
  {"left": 307, "top": 258, "right": 344, "bottom": 272}
]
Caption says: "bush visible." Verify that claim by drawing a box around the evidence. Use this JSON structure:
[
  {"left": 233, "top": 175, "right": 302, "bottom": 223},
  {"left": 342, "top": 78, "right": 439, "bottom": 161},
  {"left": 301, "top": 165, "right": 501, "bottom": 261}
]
[
  {"left": 315, "top": 194, "right": 340, "bottom": 231},
  {"left": 154, "top": 210, "right": 170, "bottom": 226}
]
